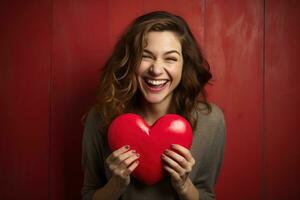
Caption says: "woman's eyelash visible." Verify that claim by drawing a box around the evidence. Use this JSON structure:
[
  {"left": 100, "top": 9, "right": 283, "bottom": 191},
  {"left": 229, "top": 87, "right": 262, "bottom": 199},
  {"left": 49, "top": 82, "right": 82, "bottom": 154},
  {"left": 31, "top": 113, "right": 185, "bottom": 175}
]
[
  {"left": 142, "top": 55, "right": 177, "bottom": 61},
  {"left": 166, "top": 58, "right": 177, "bottom": 61}
]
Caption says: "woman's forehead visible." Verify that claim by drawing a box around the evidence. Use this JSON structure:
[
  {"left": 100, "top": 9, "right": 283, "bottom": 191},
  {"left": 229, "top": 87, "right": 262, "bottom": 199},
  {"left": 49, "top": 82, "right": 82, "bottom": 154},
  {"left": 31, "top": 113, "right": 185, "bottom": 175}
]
[{"left": 143, "top": 31, "right": 182, "bottom": 53}]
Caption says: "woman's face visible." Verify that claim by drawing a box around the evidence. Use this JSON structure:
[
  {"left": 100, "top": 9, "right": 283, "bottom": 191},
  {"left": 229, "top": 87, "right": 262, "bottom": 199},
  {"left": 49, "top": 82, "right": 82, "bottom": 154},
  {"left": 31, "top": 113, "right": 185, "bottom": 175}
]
[{"left": 136, "top": 31, "right": 183, "bottom": 106}]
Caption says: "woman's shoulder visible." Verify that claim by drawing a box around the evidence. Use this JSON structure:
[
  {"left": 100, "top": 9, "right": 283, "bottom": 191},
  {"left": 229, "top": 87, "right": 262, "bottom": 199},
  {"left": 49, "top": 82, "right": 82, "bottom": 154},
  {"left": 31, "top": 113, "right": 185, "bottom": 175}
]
[
  {"left": 82, "top": 106, "right": 102, "bottom": 134},
  {"left": 84, "top": 106, "right": 99, "bottom": 124},
  {"left": 196, "top": 102, "right": 226, "bottom": 129}
]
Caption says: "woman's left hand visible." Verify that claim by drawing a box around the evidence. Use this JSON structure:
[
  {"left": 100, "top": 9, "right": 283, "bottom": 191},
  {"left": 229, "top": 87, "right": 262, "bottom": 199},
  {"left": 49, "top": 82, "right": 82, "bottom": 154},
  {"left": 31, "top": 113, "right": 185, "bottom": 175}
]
[{"left": 161, "top": 144, "right": 195, "bottom": 192}]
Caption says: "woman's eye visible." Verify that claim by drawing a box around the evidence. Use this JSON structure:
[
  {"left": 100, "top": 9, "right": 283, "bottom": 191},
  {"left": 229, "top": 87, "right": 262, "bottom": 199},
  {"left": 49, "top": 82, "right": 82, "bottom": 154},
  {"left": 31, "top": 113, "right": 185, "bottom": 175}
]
[
  {"left": 166, "top": 57, "right": 177, "bottom": 61},
  {"left": 142, "top": 55, "right": 152, "bottom": 58}
]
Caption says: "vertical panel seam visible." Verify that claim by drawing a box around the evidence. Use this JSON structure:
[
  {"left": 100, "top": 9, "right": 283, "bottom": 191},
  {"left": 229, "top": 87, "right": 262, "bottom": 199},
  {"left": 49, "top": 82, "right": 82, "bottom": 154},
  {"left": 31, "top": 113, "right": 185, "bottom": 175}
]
[
  {"left": 203, "top": 0, "right": 206, "bottom": 49},
  {"left": 262, "top": 0, "right": 268, "bottom": 199},
  {"left": 108, "top": 0, "right": 113, "bottom": 50},
  {"left": 48, "top": 0, "right": 53, "bottom": 199},
  {"left": 141, "top": 0, "right": 145, "bottom": 13}
]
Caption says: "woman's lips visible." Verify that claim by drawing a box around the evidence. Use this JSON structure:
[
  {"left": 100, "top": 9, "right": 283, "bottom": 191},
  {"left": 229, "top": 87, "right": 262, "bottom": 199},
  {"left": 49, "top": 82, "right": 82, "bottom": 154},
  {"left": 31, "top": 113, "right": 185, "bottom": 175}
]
[{"left": 143, "top": 78, "right": 170, "bottom": 93}]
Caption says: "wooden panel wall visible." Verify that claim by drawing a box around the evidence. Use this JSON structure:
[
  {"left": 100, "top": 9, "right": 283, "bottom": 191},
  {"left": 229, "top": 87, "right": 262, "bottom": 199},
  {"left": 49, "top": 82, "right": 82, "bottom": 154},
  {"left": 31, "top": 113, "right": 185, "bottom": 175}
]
[
  {"left": 0, "top": 1, "right": 51, "bottom": 199},
  {"left": 50, "top": 1, "right": 109, "bottom": 199},
  {"left": 204, "top": 1, "right": 264, "bottom": 199},
  {"left": 265, "top": 0, "right": 300, "bottom": 199},
  {"left": 0, "top": 1, "right": 299, "bottom": 200}
]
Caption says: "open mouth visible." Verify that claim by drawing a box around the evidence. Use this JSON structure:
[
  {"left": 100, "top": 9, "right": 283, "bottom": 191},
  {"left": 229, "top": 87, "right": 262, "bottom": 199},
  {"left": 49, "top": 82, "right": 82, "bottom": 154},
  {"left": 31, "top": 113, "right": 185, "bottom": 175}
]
[{"left": 143, "top": 78, "right": 170, "bottom": 91}]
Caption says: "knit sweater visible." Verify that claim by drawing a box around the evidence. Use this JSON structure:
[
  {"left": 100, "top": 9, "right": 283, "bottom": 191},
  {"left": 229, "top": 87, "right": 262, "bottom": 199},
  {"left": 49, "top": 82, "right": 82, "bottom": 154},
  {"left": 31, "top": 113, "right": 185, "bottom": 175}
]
[{"left": 81, "top": 103, "right": 226, "bottom": 200}]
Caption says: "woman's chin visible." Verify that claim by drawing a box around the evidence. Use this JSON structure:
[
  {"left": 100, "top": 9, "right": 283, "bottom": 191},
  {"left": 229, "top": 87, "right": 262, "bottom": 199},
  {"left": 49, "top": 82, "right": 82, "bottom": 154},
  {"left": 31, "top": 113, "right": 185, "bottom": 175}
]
[{"left": 141, "top": 93, "right": 172, "bottom": 105}]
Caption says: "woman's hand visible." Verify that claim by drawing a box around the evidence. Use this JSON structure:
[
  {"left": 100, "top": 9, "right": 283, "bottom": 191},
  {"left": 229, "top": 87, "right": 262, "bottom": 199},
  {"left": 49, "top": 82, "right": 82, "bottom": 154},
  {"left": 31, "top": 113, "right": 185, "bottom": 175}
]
[
  {"left": 161, "top": 144, "right": 195, "bottom": 193},
  {"left": 106, "top": 145, "right": 140, "bottom": 188}
]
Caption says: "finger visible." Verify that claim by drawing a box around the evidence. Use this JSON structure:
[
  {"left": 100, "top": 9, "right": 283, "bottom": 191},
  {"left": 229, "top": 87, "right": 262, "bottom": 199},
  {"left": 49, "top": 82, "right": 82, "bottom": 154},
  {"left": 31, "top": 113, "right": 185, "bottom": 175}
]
[
  {"left": 123, "top": 152, "right": 140, "bottom": 167},
  {"left": 164, "top": 149, "right": 188, "bottom": 169},
  {"left": 161, "top": 153, "right": 185, "bottom": 176},
  {"left": 120, "top": 159, "right": 139, "bottom": 178},
  {"left": 113, "top": 150, "right": 137, "bottom": 166},
  {"left": 127, "top": 160, "right": 139, "bottom": 174},
  {"left": 163, "top": 165, "right": 180, "bottom": 181},
  {"left": 171, "top": 144, "right": 195, "bottom": 165},
  {"left": 107, "top": 145, "right": 130, "bottom": 163}
]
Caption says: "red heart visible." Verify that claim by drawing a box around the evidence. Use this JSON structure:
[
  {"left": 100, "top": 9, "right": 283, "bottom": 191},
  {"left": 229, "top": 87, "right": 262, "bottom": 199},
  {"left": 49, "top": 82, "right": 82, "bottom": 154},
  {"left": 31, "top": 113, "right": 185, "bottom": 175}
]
[{"left": 108, "top": 113, "right": 193, "bottom": 185}]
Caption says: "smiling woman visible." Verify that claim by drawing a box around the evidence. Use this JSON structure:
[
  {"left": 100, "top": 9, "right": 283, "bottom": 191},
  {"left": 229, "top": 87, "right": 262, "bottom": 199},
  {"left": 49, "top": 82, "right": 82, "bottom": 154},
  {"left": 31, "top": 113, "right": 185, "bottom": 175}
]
[
  {"left": 136, "top": 31, "right": 183, "bottom": 120},
  {"left": 81, "top": 11, "right": 226, "bottom": 200},
  {"left": 94, "top": 11, "right": 212, "bottom": 130}
]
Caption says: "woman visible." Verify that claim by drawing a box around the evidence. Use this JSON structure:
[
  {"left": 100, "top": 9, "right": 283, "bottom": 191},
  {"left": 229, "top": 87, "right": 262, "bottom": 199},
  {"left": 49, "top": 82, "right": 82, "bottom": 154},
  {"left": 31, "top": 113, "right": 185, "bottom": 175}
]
[{"left": 82, "top": 11, "right": 226, "bottom": 200}]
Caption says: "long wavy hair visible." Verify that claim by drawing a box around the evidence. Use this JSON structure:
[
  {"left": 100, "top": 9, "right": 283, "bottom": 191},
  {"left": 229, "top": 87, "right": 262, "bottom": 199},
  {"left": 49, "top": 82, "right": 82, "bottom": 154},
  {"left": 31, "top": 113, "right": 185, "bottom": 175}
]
[{"left": 95, "top": 11, "right": 212, "bottom": 132}]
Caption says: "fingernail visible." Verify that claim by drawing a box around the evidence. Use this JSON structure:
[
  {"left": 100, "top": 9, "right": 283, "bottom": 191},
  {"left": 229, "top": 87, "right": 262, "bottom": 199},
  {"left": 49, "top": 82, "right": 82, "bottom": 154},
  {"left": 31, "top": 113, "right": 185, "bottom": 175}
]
[
  {"left": 171, "top": 144, "right": 176, "bottom": 148},
  {"left": 136, "top": 153, "right": 140, "bottom": 157},
  {"left": 125, "top": 145, "right": 130, "bottom": 149},
  {"left": 132, "top": 150, "right": 136, "bottom": 153}
]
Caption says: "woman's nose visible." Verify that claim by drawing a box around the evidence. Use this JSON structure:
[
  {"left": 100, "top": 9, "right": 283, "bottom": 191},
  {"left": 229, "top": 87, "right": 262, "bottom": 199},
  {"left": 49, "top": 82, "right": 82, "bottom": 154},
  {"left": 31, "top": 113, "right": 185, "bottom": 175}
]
[{"left": 149, "top": 61, "right": 164, "bottom": 76}]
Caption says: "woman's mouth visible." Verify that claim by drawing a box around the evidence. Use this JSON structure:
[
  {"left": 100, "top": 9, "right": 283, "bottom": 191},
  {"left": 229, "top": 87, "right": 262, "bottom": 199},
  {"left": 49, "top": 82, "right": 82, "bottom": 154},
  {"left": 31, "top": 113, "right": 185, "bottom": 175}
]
[{"left": 143, "top": 78, "right": 169, "bottom": 92}]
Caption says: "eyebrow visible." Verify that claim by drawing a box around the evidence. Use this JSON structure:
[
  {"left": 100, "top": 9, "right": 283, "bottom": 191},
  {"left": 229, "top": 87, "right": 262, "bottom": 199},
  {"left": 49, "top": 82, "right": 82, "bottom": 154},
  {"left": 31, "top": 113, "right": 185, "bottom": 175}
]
[{"left": 143, "top": 49, "right": 181, "bottom": 56}]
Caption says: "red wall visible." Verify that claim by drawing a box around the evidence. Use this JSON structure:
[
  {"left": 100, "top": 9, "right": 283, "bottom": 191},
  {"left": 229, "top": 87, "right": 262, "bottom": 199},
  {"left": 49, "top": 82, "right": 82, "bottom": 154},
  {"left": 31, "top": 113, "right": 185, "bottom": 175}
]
[{"left": 1, "top": 1, "right": 299, "bottom": 200}]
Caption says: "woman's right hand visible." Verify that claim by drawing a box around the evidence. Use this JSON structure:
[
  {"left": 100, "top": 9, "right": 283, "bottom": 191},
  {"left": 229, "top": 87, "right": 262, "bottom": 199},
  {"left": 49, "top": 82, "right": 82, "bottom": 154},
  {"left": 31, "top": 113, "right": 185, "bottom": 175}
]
[{"left": 106, "top": 145, "right": 140, "bottom": 188}]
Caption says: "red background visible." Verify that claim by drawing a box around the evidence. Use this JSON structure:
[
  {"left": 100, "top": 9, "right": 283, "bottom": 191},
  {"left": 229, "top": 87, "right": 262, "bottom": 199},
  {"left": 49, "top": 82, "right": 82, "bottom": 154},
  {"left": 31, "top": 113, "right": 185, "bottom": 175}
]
[{"left": 1, "top": 0, "right": 299, "bottom": 199}]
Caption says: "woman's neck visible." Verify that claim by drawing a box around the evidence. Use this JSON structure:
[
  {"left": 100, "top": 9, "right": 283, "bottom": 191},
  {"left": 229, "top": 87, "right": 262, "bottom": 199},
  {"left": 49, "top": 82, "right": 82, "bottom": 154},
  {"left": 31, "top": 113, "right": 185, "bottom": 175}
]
[{"left": 137, "top": 98, "right": 172, "bottom": 126}]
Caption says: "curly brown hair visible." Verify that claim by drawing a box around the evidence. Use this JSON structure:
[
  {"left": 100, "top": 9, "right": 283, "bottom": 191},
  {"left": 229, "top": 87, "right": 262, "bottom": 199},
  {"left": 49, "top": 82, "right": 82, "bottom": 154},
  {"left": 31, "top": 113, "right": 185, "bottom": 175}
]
[{"left": 95, "top": 11, "right": 212, "bottom": 131}]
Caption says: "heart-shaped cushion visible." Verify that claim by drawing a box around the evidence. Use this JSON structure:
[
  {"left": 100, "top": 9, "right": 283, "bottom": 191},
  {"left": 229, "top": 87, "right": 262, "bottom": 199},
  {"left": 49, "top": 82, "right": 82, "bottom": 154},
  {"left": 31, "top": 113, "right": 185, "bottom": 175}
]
[{"left": 108, "top": 113, "right": 193, "bottom": 185}]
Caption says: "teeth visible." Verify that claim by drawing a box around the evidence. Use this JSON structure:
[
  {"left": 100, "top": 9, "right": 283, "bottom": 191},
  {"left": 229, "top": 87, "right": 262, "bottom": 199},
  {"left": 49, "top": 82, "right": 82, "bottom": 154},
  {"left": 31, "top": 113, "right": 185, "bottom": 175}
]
[{"left": 145, "top": 79, "right": 168, "bottom": 86}]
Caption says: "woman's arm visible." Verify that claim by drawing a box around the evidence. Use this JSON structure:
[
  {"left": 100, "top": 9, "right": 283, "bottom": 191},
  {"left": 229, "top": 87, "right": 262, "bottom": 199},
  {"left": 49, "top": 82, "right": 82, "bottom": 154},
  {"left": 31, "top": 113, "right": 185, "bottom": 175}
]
[
  {"left": 91, "top": 177, "right": 125, "bottom": 200},
  {"left": 161, "top": 144, "right": 199, "bottom": 200},
  {"left": 193, "top": 104, "right": 226, "bottom": 200},
  {"left": 92, "top": 146, "right": 139, "bottom": 200},
  {"left": 82, "top": 108, "right": 139, "bottom": 200},
  {"left": 176, "top": 178, "right": 200, "bottom": 200},
  {"left": 81, "top": 108, "right": 106, "bottom": 200},
  {"left": 162, "top": 104, "right": 226, "bottom": 200}
]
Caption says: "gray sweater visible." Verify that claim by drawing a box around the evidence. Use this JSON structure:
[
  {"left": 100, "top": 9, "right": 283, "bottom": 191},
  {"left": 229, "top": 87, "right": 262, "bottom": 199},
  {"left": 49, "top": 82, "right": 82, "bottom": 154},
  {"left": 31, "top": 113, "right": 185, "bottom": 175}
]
[{"left": 81, "top": 103, "right": 226, "bottom": 200}]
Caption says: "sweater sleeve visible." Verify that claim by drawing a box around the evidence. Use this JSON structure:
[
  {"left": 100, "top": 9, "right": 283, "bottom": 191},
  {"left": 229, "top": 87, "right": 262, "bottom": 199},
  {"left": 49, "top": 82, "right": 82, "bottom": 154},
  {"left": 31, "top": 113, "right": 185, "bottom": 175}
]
[
  {"left": 81, "top": 108, "right": 107, "bottom": 200},
  {"left": 193, "top": 104, "right": 226, "bottom": 200}
]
